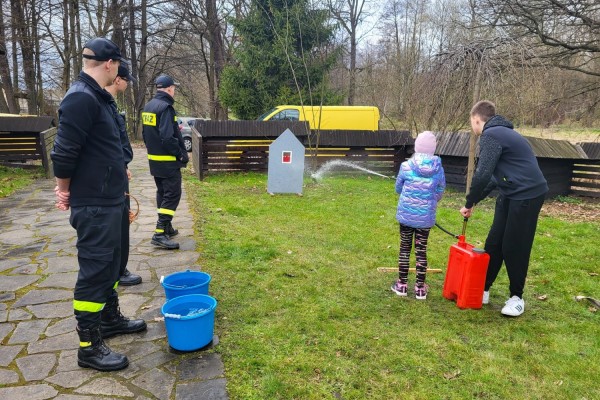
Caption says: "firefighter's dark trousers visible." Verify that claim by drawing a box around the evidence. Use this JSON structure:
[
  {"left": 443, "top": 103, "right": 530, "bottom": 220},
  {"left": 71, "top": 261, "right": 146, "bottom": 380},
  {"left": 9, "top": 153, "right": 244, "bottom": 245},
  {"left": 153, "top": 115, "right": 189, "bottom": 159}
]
[
  {"left": 120, "top": 184, "right": 130, "bottom": 277},
  {"left": 70, "top": 202, "right": 127, "bottom": 329},
  {"left": 154, "top": 171, "right": 182, "bottom": 233}
]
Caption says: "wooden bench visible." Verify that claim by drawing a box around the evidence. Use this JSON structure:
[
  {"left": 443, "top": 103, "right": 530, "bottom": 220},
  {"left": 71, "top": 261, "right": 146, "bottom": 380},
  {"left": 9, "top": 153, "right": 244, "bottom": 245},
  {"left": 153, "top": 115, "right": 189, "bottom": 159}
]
[{"left": 0, "top": 116, "right": 56, "bottom": 178}]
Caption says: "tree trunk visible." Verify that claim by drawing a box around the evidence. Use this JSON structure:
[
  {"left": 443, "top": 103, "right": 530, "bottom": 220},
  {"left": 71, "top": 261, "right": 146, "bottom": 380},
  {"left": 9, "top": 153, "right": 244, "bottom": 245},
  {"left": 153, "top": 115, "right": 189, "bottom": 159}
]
[
  {"left": 129, "top": 0, "right": 148, "bottom": 139},
  {"left": 11, "top": 0, "right": 37, "bottom": 114},
  {"left": 466, "top": 61, "right": 482, "bottom": 192},
  {"left": 0, "top": 1, "right": 19, "bottom": 113},
  {"left": 206, "top": 0, "right": 227, "bottom": 120},
  {"left": 348, "top": 29, "right": 356, "bottom": 105}
]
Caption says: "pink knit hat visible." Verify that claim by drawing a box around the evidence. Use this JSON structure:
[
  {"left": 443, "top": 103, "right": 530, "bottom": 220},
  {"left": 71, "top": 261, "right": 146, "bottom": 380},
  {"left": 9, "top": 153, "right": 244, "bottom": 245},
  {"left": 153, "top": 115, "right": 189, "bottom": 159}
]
[{"left": 414, "top": 131, "right": 437, "bottom": 155}]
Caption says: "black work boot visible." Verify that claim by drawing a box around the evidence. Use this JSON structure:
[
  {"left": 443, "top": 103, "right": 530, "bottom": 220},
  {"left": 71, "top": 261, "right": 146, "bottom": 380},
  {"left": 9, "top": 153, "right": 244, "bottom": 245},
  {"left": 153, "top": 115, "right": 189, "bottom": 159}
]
[
  {"left": 77, "top": 325, "right": 129, "bottom": 371},
  {"left": 165, "top": 222, "right": 179, "bottom": 238},
  {"left": 100, "top": 296, "right": 147, "bottom": 339},
  {"left": 119, "top": 268, "right": 142, "bottom": 286},
  {"left": 151, "top": 233, "right": 180, "bottom": 249}
]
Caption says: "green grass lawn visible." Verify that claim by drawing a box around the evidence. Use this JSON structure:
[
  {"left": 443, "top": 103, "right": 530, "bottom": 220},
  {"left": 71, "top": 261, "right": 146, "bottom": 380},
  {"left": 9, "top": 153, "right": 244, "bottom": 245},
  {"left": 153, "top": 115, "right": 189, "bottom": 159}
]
[
  {"left": 0, "top": 165, "right": 45, "bottom": 198},
  {"left": 184, "top": 172, "right": 599, "bottom": 400}
]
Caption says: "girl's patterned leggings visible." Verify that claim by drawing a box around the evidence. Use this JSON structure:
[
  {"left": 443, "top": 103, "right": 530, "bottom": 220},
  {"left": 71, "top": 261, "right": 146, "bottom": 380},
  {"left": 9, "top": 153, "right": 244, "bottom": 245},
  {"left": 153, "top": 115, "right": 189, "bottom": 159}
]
[{"left": 398, "top": 224, "right": 430, "bottom": 286}]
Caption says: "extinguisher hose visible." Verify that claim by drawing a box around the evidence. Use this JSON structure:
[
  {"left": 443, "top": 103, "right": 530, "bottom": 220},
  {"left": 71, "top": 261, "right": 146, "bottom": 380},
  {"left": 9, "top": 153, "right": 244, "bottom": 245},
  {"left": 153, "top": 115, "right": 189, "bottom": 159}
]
[
  {"left": 434, "top": 223, "right": 459, "bottom": 239},
  {"left": 435, "top": 217, "right": 469, "bottom": 239}
]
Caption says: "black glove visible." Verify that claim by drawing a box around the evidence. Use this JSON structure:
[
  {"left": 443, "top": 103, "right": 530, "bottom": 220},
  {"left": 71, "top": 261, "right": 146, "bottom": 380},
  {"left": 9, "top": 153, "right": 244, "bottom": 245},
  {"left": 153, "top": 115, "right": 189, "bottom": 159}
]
[{"left": 180, "top": 153, "right": 189, "bottom": 165}]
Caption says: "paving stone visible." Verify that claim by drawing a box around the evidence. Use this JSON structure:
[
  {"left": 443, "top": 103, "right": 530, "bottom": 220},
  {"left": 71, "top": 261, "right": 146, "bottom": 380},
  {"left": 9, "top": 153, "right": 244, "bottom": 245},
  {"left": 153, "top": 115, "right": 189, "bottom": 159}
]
[
  {"left": 177, "top": 353, "right": 225, "bottom": 381},
  {"left": 0, "top": 344, "right": 24, "bottom": 367},
  {"left": 8, "top": 308, "right": 33, "bottom": 321},
  {"left": 0, "top": 228, "right": 36, "bottom": 245},
  {"left": 16, "top": 353, "right": 57, "bottom": 381},
  {"left": 0, "top": 368, "right": 19, "bottom": 384},
  {"left": 0, "top": 310, "right": 7, "bottom": 322},
  {"left": 2, "top": 240, "right": 47, "bottom": 257},
  {"left": 119, "top": 280, "right": 157, "bottom": 294},
  {"left": 0, "top": 322, "right": 14, "bottom": 341},
  {"left": 118, "top": 293, "right": 149, "bottom": 318},
  {"left": 176, "top": 379, "right": 229, "bottom": 400},
  {"left": 115, "top": 340, "right": 161, "bottom": 361},
  {"left": 55, "top": 395, "right": 120, "bottom": 400},
  {"left": 37, "top": 272, "right": 78, "bottom": 289},
  {"left": 75, "top": 377, "right": 134, "bottom": 397},
  {"left": 150, "top": 252, "right": 199, "bottom": 269},
  {"left": 0, "top": 292, "right": 15, "bottom": 302},
  {"left": 0, "top": 303, "right": 5, "bottom": 311},
  {"left": 27, "top": 331, "right": 78, "bottom": 354},
  {"left": 55, "top": 349, "right": 79, "bottom": 373},
  {"left": 46, "top": 256, "right": 79, "bottom": 273},
  {"left": 0, "top": 383, "right": 58, "bottom": 399},
  {"left": 117, "top": 349, "right": 178, "bottom": 379},
  {"left": 0, "top": 257, "right": 31, "bottom": 272},
  {"left": 45, "top": 369, "right": 97, "bottom": 388},
  {"left": 132, "top": 367, "right": 176, "bottom": 400},
  {"left": 14, "top": 289, "right": 72, "bottom": 307},
  {"left": 8, "top": 319, "right": 51, "bottom": 344},
  {"left": 0, "top": 275, "right": 39, "bottom": 291},
  {"left": 28, "top": 301, "right": 72, "bottom": 318},
  {"left": 45, "top": 316, "right": 76, "bottom": 337},
  {"left": 11, "top": 264, "right": 40, "bottom": 274}
]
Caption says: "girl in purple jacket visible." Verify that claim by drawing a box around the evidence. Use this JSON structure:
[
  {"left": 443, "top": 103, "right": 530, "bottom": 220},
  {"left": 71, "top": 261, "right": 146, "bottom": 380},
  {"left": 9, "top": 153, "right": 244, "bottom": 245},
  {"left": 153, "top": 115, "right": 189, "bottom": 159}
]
[{"left": 391, "top": 131, "right": 446, "bottom": 299}]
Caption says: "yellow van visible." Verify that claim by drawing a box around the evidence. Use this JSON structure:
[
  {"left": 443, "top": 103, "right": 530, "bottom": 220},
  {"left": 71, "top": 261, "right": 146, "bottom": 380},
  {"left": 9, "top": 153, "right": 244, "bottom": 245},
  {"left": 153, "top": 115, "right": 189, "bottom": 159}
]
[{"left": 258, "top": 105, "right": 380, "bottom": 131}]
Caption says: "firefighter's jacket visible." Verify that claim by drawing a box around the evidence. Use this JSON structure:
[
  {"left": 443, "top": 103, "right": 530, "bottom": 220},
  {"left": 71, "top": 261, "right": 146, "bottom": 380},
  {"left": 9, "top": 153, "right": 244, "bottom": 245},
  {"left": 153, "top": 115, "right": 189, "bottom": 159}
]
[
  {"left": 142, "top": 91, "right": 187, "bottom": 178},
  {"left": 51, "top": 71, "right": 127, "bottom": 207}
]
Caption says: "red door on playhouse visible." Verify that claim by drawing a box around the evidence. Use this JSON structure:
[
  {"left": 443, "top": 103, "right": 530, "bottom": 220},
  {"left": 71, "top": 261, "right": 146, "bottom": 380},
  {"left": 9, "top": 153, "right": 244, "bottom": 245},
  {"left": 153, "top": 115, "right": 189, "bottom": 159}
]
[{"left": 282, "top": 151, "right": 292, "bottom": 164}]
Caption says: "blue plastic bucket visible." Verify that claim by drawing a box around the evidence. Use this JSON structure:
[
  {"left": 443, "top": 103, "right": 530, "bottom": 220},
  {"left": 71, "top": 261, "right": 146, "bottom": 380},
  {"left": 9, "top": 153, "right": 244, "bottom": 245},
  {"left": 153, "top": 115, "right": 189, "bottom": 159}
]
[
  {"left": 161, "top": 294, "right": 217, "bottom": 351},
  {"left": 161, "top": 270, "right": 211, "bottom": 300}
]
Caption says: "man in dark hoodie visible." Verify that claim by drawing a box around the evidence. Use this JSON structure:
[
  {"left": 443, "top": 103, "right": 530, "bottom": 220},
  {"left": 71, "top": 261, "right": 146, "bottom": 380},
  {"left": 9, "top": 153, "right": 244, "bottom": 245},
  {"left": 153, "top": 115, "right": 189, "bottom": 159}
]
[
  {"left": 460, "top": 100, "right": 548, "bottom": 317},
  {"left": 51, "top": 37, "right": 146, "bottom": 372},
  {"left": 142, "top": 74, "right": 188, "bottom": 250}
]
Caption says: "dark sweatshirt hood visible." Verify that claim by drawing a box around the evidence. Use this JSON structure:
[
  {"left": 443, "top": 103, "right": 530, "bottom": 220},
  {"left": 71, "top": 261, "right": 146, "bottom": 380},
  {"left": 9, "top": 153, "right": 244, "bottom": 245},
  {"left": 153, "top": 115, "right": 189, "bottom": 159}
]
[{"left": 483, "top": 115, "right": 513, "bottom": 131}]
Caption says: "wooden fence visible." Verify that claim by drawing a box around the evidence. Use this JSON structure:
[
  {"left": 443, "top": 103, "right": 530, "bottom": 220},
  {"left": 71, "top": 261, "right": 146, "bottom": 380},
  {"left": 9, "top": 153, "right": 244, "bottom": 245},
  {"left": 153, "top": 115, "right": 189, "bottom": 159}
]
[
  {"left": 192, "top": 120, "right": 412, "bottom": 180},
  {"left": 570, "top": 160, "right": 600, "bottom": 197},
  {"left": 192, "top": 121, "right": 600, "bottom": 198}
]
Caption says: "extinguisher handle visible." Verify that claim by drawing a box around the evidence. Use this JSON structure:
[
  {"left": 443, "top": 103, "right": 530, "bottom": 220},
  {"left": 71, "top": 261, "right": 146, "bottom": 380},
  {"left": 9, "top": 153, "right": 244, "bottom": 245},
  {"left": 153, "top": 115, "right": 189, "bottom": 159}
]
[{"left": 461, "top": 217, "right": 468, "bottom": 237}]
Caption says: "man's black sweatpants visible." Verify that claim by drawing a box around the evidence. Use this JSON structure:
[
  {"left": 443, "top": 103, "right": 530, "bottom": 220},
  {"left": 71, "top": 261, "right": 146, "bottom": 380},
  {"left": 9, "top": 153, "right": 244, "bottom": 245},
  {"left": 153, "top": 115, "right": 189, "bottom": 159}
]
[{"left": 484, "top": 193, "right": 545, "bottom": 298}]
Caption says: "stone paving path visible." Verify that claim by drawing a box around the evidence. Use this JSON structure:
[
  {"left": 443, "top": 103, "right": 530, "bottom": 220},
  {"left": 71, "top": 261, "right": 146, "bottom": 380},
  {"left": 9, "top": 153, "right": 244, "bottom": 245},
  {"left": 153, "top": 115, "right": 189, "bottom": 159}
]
[{"left": 0, "top": 147, "right": 228, "bottom": 399}]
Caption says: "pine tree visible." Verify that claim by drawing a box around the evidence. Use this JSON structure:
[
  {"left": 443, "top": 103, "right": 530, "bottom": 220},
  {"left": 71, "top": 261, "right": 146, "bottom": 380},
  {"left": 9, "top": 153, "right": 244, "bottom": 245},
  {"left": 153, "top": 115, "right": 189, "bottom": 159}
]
[{"left": 220, "top": 0, "right": 341, "bottom": 119}]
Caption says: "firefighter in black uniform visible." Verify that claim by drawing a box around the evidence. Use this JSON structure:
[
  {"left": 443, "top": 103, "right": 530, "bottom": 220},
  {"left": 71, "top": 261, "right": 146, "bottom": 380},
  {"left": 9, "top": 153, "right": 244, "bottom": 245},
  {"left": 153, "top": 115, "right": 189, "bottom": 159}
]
[
  {"left": 51, "top": 38, "right": 146, "bottom": 372},
  {"left": 105, "top": 62, "right": 142, "bottom": 286},
  {"left": 142, "top": 74, "right": 188, "bottom": 250}
]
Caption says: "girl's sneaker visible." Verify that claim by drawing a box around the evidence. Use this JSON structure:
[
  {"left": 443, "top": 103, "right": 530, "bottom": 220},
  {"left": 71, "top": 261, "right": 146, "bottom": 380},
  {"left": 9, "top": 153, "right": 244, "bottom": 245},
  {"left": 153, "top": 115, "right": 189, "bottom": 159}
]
[
  {"left": 414, "top": 284, "right": 429, "bottom": 300},
  {"left": 391, "top": 280, "right": 408, "bottom": 297}
]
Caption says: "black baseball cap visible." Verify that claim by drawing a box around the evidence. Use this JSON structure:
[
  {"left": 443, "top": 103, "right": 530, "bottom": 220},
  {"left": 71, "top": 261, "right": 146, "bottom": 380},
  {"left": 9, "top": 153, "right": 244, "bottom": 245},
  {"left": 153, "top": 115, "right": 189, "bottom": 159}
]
[
  {"left": 82, "top": 37, "right": 124, "bottom": 62},
  {"left": 155, "top": 74, "right": 179, "bottom": 89},
  {"left": 117, "top": 62, "right": 136, "bottom": 83}
]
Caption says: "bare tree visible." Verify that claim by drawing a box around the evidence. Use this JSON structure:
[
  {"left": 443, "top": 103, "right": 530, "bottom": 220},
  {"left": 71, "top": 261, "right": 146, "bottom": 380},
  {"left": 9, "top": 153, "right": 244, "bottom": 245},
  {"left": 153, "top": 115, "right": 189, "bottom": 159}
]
[
  {"left": 475, "top": 0, "right": 600, "bottom": 77},
  {"left": 0, "top": 0, "right": 19, "bottom": 112},
  {"left": 328, "top": 0, "right": 372, "bottom": 105}
]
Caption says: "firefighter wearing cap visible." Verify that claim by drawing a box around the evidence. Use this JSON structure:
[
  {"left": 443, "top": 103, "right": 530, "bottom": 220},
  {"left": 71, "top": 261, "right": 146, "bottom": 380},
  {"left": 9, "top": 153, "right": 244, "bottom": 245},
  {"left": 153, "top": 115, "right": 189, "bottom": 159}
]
[
  {"left": 142, "top": 74, "right": 188, "bottom": 249},
  {"left": 51, "top": 37, "right": 146, "bottom": 372},
  {"left": 105, "top": 62, "right": 143, "bottom": 286}
]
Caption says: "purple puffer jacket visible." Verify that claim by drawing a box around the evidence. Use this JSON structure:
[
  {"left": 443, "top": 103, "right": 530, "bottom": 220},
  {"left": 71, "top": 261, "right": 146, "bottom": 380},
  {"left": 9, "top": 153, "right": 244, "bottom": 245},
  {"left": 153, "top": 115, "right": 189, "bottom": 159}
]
[{"left": 395, "top": 153, "right": 446, "bottom": 228}]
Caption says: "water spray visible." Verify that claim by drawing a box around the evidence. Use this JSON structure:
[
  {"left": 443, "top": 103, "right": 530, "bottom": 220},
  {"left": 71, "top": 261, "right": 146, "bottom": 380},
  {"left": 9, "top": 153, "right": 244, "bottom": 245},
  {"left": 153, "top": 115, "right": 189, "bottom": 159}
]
[{"left": 310, "top": 160, "right": 394, "bottom": 181}]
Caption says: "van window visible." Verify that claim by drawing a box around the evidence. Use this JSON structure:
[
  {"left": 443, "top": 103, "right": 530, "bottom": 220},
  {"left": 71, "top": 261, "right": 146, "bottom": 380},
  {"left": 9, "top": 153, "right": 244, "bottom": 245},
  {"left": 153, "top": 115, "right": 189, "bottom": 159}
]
[
  {"left": 257, "top": 108, "right": 277, "bottom": 120},
  {"left": 270, "top": 109, "right": 299, "bottom": 121}
]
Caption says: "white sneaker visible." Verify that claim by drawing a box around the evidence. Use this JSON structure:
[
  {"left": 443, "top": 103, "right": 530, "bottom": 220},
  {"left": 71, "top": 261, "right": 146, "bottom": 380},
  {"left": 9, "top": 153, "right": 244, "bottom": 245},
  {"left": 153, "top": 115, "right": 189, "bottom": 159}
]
[
  {"left": 482, "top": 291, "right": 490, "bottom": 305},
  {"left": 501, "top": 296, "right": 525, "bottom": 317}
]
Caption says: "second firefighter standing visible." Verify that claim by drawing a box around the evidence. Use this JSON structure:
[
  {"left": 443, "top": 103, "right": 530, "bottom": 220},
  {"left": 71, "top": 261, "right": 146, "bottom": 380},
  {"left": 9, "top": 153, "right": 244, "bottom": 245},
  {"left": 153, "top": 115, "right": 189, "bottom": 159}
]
[{"left": 142, "top": 74, "right": 189, "bottom": 250}]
